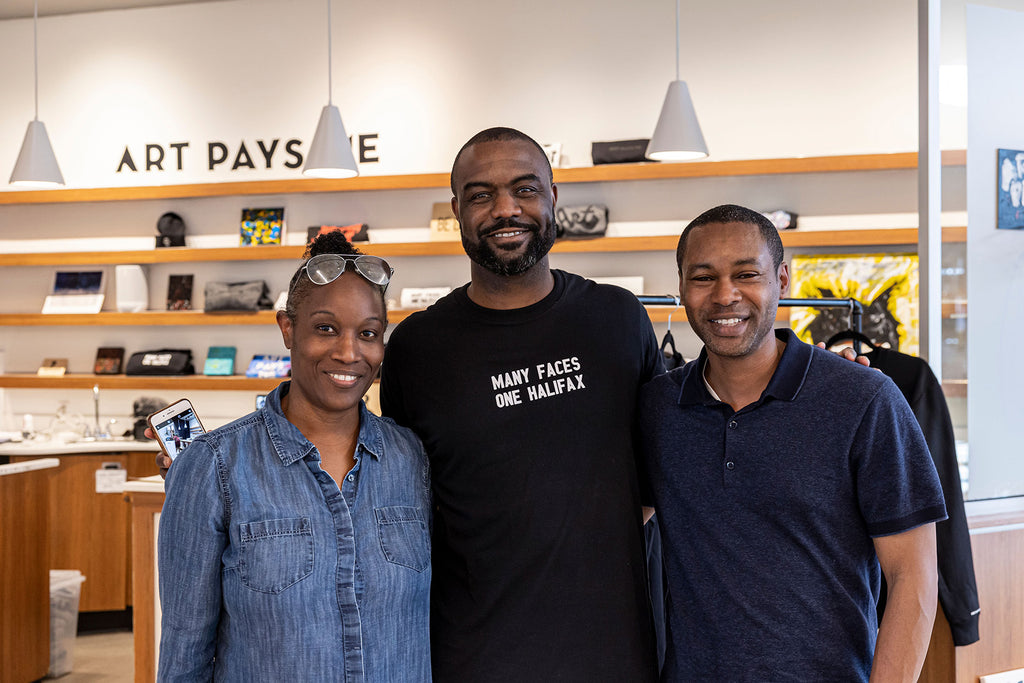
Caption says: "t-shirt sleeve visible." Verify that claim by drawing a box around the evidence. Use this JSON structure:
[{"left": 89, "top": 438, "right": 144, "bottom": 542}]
[
  {"left": 852, "top": 378, "right": 948, "bottom": 537},
  {"left": 631, "top": 297, "right": 664, "bottom": 508}
]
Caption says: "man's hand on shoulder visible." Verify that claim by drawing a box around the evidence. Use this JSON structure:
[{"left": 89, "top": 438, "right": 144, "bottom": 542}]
[{"left": 816, "top": 341, "right": 871, "bottom": 368}]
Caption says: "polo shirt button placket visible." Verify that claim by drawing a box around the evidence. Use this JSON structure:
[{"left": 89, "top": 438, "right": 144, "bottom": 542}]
[{"left": 724, "top": 417, "right": 739, "bottom": 478}]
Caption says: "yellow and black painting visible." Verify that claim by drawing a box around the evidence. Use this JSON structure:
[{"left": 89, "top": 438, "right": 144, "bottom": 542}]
[{"left": 789, "top": 253, "right": 919, "bottom": 356}]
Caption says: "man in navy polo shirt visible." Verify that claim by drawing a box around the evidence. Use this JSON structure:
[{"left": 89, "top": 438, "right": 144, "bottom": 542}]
[{"left": 639, "top": 204, "right": 946, "bottom": 682}]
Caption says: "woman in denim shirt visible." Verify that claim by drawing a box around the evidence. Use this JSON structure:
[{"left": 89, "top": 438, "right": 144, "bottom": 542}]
[{"left": 157, "top": 233, "right": 431, "bottom": 682}]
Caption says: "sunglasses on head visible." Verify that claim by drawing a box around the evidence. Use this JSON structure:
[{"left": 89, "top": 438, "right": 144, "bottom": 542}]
[{"left": 303, "top": 253, "right": 394, "bottom": 291}]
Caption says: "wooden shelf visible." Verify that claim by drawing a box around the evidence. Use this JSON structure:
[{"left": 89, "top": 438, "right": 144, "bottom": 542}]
[
  {"left": 942, "top": 300, "right": 968, "bottom": 318},
  {"left": 0, "top": 227, "right": 969, "bottom": 268},
  {"left": 0, "top": 151, "right": 966, "bottom": 206},
  {"left": 942, "top": 379, "right": 967, "bottom": 398},
  {"left": 0, "top": 309, "right": 419, "bottom": 326},
  {"left": 0, "top": 373, "right": 281, "bottom": 391},
  {"left": 644, "top": 306, "right": 790, "bottom": 324},
  {"left": 0, "top": 294, "right": 969, "bottom": 330},
  {"left": 0, "top": 305, "right": 803, "bottom": 328}
]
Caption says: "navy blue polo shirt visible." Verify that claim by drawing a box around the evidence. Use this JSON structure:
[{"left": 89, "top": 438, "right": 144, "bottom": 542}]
[{"left": 639, "top": 328, "right": 946, "bottom": 682}]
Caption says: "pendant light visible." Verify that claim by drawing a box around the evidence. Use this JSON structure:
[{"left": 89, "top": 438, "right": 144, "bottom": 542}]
[
  {"left": 10, "top": 0, "right": 64, "bottom": 186},
  {"left": 646, "top": 0, "right": 708, "bottom": 162},
  {"left": 303, "top": 0, "right": 359, "bottom": 178}
]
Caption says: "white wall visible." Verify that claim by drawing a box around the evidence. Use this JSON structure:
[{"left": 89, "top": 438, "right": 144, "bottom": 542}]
[
  {"left": 965, "top": 3, "right": 1024, "bottom": 499},
  {"left": 0, "top": 0, "right": 924, "bottom": 190}
]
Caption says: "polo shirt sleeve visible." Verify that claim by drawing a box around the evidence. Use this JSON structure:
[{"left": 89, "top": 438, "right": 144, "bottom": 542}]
[{"left": 852, "top": 378, "right": 948, "bottom": 537}]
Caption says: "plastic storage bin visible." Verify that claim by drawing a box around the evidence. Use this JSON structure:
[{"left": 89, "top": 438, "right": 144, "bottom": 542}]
[{"left": 47, "top": 570, "right": 86, "bottom": 678}]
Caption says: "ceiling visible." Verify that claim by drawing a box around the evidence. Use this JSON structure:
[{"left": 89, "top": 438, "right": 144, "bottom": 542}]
[{"left": 0, "top": 0, "right": 221, "bottom": 20}]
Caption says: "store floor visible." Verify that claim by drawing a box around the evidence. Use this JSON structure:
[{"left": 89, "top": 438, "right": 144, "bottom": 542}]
[{"left": 61, "top": 630, "right": 133, "bottom": 682}]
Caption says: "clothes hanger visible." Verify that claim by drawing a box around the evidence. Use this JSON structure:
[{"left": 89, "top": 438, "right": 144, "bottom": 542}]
[
  {"left": 824, "top": 329, "right": 879, "bottom": 354},
  {"left": 660, "top": 297, "right": 683, "bottom": 368}
]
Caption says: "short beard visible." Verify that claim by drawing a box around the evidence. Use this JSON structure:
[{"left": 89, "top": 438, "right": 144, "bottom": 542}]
[{"left": 462, "top": 219, "right": 556, "bottom": 276}]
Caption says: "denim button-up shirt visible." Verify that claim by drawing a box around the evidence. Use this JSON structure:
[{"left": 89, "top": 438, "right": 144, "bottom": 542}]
[{"left": 158, "top": 383, "right": 431, "bottom": 682}]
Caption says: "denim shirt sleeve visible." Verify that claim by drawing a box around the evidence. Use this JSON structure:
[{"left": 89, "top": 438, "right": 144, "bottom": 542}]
[{"left": 157, "top": 437, "right": 228, "bottom": 682}]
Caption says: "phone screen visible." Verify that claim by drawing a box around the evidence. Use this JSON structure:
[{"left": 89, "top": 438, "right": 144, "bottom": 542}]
[{"left": 152, "top": 404, "right": 206, "bottom": 459}]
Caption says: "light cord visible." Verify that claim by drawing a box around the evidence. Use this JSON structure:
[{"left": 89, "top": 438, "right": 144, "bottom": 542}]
[
  {"left": 674, "top": 0, "right": 680, "bottom": 82},
  {"left": 326, "top": 0, "right": 333, "bottom": 105},
  {"left": 33, "top": 0, "right": 39, "bottom": 120}
]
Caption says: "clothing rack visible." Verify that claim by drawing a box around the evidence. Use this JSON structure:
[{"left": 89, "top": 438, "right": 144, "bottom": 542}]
[{"left": 636, "top": 295, "right": 865, "bottom": 352}]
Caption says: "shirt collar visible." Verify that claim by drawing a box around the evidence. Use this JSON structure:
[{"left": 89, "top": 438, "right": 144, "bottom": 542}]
[
  {"left": 263, "top": 382, "right": 385, "bottom": 466},
  {"left": 677, "top": 328, "right": 812, "bottom": 407}
]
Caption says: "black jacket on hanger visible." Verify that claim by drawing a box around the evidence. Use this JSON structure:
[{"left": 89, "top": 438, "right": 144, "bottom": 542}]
[{"left": 870, "top": 347, "right": 980, "bottom": 646}]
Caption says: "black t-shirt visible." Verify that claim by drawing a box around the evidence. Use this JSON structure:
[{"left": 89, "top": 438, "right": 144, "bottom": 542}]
[{"left": 381, "top": 270, "right": 662, "bottom": 682}]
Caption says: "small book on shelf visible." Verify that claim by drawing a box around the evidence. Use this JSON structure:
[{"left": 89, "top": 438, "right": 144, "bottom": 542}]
[
  {"left": 203, "top": 346, "right": 237, "bottom": 376},
  {"left": 240, "top": 208, "right": 285, "bottom": 246},
  {"left": 245, "top": 355, "right": 291, "bottom": 378},
  {"left": 38, "top": 358, "right": 68, "bottom": 377},
  {"left": 94, "top": 347, "right": 125, "bottom": 374},
  {"left": 167, "top": 274, "right": 194, "bottom": 310}
]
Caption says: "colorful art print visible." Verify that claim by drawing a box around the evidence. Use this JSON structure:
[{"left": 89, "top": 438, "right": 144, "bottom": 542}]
[
  {"left": 789, "top": 253, "right": 919, "bottom": 356},
  {"left": 167, "top": 274, "right": 194, "bottom": 311},
  {"left": 997, "top": 148, "right": 1024, "bottom": 230},
  {"left": 240, "top": 208, "right": 285, "bottom": 246},
  {"left": 306, "top": 223, "right": 369, "bottom": 244},
  {"left": 94, "top": 347, "right": 125, "bottom": 374}
]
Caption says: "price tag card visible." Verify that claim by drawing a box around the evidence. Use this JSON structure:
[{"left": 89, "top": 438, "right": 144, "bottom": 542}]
[{"left": 95, "top": 467, "right": 127, "bottom": 493}]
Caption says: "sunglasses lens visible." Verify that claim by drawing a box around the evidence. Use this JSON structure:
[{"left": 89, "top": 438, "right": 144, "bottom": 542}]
[
  {"left": 354, "top": 256, "right": 392, "bottom": 286},
  {"left": 306, "top": 255, "right": 345, "bottom": 285}
]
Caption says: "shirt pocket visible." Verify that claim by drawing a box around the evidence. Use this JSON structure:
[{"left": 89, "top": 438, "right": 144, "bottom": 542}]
[
  {"left": 375, "top": 506, "right": 430, "bottom": 573},
  {"left": 238, "top": 517, "right": 314, "bottom": 594}
]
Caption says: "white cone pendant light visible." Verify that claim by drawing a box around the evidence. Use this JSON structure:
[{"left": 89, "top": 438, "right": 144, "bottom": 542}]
[
  {"left": 10, "top": 0, "right": 64, "bottom": 186},
  {"left": 303, "top": 0, "right": 358, "bottom": 178},
  {"left": 647, "top": 80, "right": 707, "bottom": 161},
  {"left": 646, "top": 0, "right": 708, "bottom": 162}
]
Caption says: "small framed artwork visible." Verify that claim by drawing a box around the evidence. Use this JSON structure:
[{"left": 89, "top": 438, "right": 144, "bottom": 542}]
[
  {"left": 306, "top": 223, "right": 369, "bottom": 244},
  {"left": 240, "top": 207, "right": 285, "bottom": 245},
  {"left": 167, "top": 274, "right": 194, "bottom": 310},
  {"left": 94, "top": 347, "right": 125, "bottom": 374},
  {"left": 541, "top": 142, "right": 562, "bottom": 168},
  {"left": 997, "top": 148, "right": 1024, "bottom": 230}
]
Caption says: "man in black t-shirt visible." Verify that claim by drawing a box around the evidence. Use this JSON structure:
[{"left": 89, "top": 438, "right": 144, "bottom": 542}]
[{"left": 381, "top": 128, "right": 662, "bottom": 682}]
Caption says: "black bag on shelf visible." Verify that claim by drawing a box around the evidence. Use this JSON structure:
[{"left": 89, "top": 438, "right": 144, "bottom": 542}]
[
  {"left": 556, "top": 204, "right": 608, "bottom": 239},
  {"left": 591, "top": 139, "right": 652, "bottom": 165},
  {"left": 125, "top": 349, "right": 195, "bottom": 375},
  {"left": 203, "top": 280, "right": 274, "bottom": 311}
]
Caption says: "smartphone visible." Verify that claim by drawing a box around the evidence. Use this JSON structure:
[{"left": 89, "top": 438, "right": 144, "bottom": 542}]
[{"left": 147, "top": 398, "right": 206, "bottom": 461}]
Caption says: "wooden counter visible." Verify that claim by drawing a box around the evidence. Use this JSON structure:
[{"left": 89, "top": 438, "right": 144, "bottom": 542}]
[
  {"left": 920, "top": 495, "right": 1024, "bottom": 682},
  {"left": 126, "top": 483, "right": 164, "bottom": 683},
  {"left": 0, "top": 458, "right": 58, "bottom": 683},
  {"left": 8, "top": 447, "right": 160, "bottom": 612}
]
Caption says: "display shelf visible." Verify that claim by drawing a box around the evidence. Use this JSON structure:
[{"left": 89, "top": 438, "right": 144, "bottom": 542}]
[
  {"left": 942, "top": 300, "right": 968, "bottom": 319},
  {"left": 0, "top": 305, "right": 785, "bottom": 328},
  {"left": 0, "top": 227, "right": 969, "bottom": 268},
  {"left": 0, "top": 151, "right": 966, "bottom": 206},
  {"left": 942, "top": 379, "right": 967, "bottom": 398},
  {"left": 0, "top": 309, "right": 417, "bottom": 326},
  {"left": 0, "top": 373, "right": 281, "bottom": 391}
]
